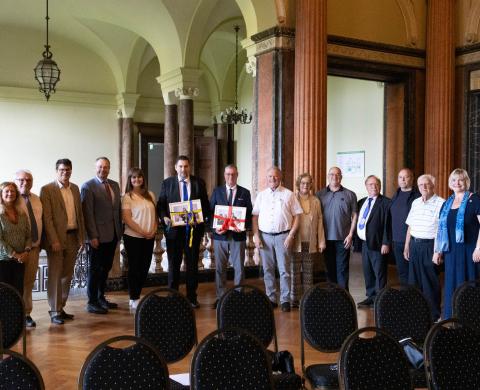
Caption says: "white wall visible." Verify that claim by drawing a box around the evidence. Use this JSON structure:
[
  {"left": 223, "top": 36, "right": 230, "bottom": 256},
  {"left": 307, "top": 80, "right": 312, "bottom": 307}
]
[
  {"left": 327, "top": 76, "right": 384, "bottom": 199},
  {"left": 0, "top": 100, "right": 119, "bottom": 193}
]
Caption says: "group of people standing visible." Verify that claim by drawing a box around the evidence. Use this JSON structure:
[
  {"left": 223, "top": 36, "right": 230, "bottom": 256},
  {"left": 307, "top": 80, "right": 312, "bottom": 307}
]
[{"left": 0, "top": 156, "right": 478, "bottom": 326}]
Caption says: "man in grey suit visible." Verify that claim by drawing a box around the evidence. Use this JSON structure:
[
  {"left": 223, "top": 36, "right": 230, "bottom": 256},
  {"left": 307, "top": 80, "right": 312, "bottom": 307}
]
[
  {"left": 40, "top": 159, "right": 85, "bottom": 325},
  {"left": 81, "top": 157, "right": 122, "bottom": 314}
]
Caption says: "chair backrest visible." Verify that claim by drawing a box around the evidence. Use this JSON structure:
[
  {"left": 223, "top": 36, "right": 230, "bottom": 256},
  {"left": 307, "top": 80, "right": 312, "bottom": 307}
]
[
  {"left": 78, "top": 335, "right": 170, "bottom": 390},
  {"left": 424, "top": 318, "right": 480, "bottom": 389},
  {"left": 374, "top": 286, "right": 433, "bottom": 344},
  {"left": 0, "top": 349, "right": 45, "bottom": 390},
  {"left": 217, "top": 284, "right": 277, "bottom": 351},
  {"left": 135, "top": 287, "right": 197, "bottom": 364},
  {"left": 453, "top": 279, "right": 480, "bottom": 330},
  {"left": 338, "top": 327, "right": 413, "bottom": 390},
  {"left": 190, "top": 328, "right": 274, "bottom": 390},
  {"left": 300, "top": 283, "right": 357, "bottom": 365},
  {"left": 0, "top": 282, "right": 26, "bottom": 354}
]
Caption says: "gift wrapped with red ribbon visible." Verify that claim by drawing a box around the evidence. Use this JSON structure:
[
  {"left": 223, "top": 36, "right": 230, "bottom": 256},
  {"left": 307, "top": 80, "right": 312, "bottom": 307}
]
[{"left": 213, "top": 205, "right": 246, "bottom": 232}]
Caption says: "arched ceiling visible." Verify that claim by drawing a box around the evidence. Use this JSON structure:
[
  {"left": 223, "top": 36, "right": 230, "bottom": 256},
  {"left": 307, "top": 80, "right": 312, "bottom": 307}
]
[{"left": 0, "top": 0, "right": 278, "bottom": 96}]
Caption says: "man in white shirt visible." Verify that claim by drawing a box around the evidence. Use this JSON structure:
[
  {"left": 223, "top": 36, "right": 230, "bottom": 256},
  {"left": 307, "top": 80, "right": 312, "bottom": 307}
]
[
  {"left": 252, "top": 167, "right": 302, "bottom": 312},
  {"left": 404, "top": 174, "right": 445, "bottom": 320},
  {"left": 15, "top": 170, "right": 43, "bottom": 328},
  {"left": 40, "top": 159, "right": 85, "bottom": 325}
]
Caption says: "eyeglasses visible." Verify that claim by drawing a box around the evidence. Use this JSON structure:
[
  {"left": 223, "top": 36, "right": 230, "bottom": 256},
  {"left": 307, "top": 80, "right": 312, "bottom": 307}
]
[{"left": 15, "top": 178, "right": 32, "bottom": 182}]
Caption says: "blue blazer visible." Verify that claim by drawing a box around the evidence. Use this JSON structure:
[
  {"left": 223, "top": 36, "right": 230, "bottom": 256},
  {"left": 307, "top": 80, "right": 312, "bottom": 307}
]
[{"left": 210, "top": 185, "right": 252, "bottom": 242}]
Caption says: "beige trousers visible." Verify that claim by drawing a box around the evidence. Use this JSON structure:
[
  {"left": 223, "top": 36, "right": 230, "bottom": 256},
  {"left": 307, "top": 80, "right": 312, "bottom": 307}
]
[
  {"left": 23, "top": 246, "right": 40, "bottom": 314},
  {"left": 47, "top": 233, "right": 79, "bottom": 316}
]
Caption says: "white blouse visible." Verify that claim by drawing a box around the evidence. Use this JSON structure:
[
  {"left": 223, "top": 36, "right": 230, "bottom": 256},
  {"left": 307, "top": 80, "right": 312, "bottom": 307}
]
[{"left": 122, "top": 192, "right": 156, "bottom": 238}]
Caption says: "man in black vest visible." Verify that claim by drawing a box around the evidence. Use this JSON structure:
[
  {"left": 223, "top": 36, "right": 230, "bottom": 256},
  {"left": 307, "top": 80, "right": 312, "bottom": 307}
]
[{"left": 157, "top": 155, "right": 210, "bottom": 308}]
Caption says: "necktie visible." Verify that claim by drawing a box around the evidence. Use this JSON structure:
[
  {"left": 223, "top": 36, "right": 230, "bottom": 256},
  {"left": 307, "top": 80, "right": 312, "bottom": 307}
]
[
  {"left": 182, "top": 180, "right": 188, "bottom": 201},
  {"left": 23, "top": 195, "right": 38, "bottom": 242},
  {"left": 228, "top": 188, "right": 233, "bottom": 206},
  {"left": 358, "top": 198, "right": 373, "bottom": 230},
  {"left": 104, "top": 181, "right": 113, "bottom": 203}
]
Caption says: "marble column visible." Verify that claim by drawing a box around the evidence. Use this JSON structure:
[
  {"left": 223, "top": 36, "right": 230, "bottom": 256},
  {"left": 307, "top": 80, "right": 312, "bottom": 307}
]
[
  {"left": 424, "top": 0, "right": 455, "bottom": 198},
  {"left": 293, "top": 0, "right": 327, "bottom": 191},
  {"left": 177, "top": 88, "right": 198, "bottom": 171},
  {"left": 164, "top": 104, "right": 178, "bottom": 178},
  {"left": 251, "top": 27, "right": 296, "bottom": 193},
  {"left": 120, "top": 117, "right": 134, "bottom": 192},
  {"left": 217, "top": 122, "right": 228, "bottom": 184}
]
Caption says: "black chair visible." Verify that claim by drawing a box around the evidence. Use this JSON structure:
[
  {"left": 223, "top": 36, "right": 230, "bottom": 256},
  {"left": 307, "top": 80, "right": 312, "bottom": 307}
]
[
  {"left": 338, "top": 327, "right": 413, "bottom": 390},
  {"left": 374, "top": 286, "right": 432, "bottom": 387},
  {"left": 0, "top": 282, "right": 26, "bottom": 356},
  {"left": 452, "top": 279, "right": 480, "bottom": 330},
  {"left": 300, "top": 283, "right": 357, "bottom": 389},
  {"left": 78, "top": 335, "right": 170, "bottom": 390},
  {"left": 0, "top": 348, "right": 45, "bottom": 390},
  {"left": 217, "top": 284, "right": 302, "bottom": 389},
  {"left": 424, "top": 318, "right": 480, "bottom": 390},
  {"left": 190, "top": 327, "right": 274, "bottom": 390},
  {"left": 135, "top": 288, "right": 196, "bottom": 389}
]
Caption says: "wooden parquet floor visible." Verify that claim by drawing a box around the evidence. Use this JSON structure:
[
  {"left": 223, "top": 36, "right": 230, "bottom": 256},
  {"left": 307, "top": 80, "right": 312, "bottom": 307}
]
[{"left": 12, "top": 253, "right": 393, "bottom": 389}]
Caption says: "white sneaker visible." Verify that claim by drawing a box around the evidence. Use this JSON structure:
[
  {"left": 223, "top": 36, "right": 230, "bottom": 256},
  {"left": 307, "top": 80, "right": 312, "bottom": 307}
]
[{"left": 130, "top": 299, "right": 140, "bottom": 309}]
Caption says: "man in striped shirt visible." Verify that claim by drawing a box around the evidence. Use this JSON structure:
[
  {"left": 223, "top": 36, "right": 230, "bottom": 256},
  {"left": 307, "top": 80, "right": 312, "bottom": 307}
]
[{"left": 404, "top": 174, "right": 445, "bottom": 320}]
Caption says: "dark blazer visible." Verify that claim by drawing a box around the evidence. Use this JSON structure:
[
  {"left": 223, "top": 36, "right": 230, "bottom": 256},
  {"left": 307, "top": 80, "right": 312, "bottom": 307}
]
[
  {"left": 81, "top": 177, "right": 122, "bottom": 243},
  {"left": 210, "top": 185, "right": 253, "bottom": 242},
  {"left": 157, "top": 175, "right": 210, "bottom": 240},
  {"left": 356, "top": 194, "right": 391, "bottom": 251}
]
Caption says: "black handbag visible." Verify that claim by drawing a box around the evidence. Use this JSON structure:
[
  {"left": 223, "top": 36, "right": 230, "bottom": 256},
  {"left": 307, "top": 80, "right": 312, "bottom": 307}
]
[
  {"left": 399, "top": 337, "right": 424, "bottom": 369},
  {"left": 271, "top": 350, "right": 295, "bottom": 374}
]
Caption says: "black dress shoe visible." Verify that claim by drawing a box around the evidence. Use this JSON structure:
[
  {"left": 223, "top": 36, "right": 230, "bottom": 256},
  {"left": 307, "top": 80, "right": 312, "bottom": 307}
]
[
  {"left": 99, "top": 299, "right": 118, "bottom": 310},
  {"left": 270, "top": 301, "right": 278, "bottom": 309},
  {"left": 51, "top": 315, "right": 64, "bottom": 325},
  {"left": 25, "top": 316, "right": 36, "bottom": 328},
  {"left": 86, "top": 303, "right": 108, "bottom": 314},
  {"left": 189, "top": 299, "right": 200, "bottom": 309},
  {"left": 357, "top": 298, "right": 374, "bottom": 308},
  {"left": 211, "top": 300, "right": 218, "bottom": 310},
  {"left": 60, "top": 310, "right": 75, "bottom": 320},
  {"left": 281, "top": 302, "right": 291, "bottom": 312}
]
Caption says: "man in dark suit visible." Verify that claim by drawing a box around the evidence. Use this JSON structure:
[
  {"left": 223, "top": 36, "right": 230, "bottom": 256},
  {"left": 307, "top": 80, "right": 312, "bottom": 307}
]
[
  {"left": 210, "top": 164, "right": 252, "bottom": 309},
  {"left": 157, "top": 155, "right": 210, "bottom": 308},
  {"left": 81, "top": 157, "right": 122, "bottom": 314},
  {"left": 356, "top": 175, "right": 391, "bottom": 308}
]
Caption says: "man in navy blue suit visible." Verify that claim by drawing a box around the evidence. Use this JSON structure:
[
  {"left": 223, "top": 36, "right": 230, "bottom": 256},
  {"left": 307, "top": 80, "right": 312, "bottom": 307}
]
[
  {"left": 157, "top": 155, "right": 210, "bottom": 308},
  {"left": 210, "top": 164, "right": 252, "bottom": 309}
]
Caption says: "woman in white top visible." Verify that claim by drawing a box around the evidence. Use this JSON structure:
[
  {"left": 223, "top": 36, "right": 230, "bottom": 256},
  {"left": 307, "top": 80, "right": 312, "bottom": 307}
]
[
  {"left": 122, "top": 168, "right": 158, "bottom": 309},
  {"left": 291, "top": 173, "right": 326, "bottom": 307}
]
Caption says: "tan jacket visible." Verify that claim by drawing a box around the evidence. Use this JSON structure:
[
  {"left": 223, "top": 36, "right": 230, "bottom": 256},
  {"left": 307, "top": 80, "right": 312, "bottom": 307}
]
[
  {"left": 293, "top": 194, "right": 326, "bottom": 253},
  {"left": 40, "top": 181, "right": 85, "bottom": 250}
]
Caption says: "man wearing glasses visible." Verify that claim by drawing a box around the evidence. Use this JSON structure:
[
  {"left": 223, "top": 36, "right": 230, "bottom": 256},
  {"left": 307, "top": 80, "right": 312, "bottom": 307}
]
[
  {"left": 316, "top": 167, "right": 358, "bottom": 290},
  {"left": 15, "top": 170, "right": 43, "bottom": 328},
  {"left": 40, "top": 159, "right": 85, "bottom": 325}
]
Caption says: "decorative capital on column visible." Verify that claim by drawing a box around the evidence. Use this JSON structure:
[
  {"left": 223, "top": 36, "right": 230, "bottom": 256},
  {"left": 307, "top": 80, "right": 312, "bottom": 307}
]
[
  {"left": 245, "top": 56, "right": 257, "bottom": 77},
  {"left": 251, "top": 26, "right": 295, "bottom": 56},
  {"left": 175, "top": 87, "right": 199, "bottom": 100},
  {"left": 157, "top": 67, "right": 202, "bottom": 102},
  {"left": 116, "top": 92, "right": 140, "bottom": 118}
]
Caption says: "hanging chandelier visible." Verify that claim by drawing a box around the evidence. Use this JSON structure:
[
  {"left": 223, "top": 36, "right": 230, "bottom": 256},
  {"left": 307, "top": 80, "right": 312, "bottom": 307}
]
[
  {"left": 220, "top": 25, "right": 252, "bottom": 125},
  {"left": 34, "top": 0, "right": 61, "bottom": 101}
]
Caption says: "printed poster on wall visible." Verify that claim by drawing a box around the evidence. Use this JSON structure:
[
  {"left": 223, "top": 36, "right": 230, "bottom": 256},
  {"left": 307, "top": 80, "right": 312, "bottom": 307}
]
[{"left": 336, "top": 151, "right": 365, "bottom": 177}]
